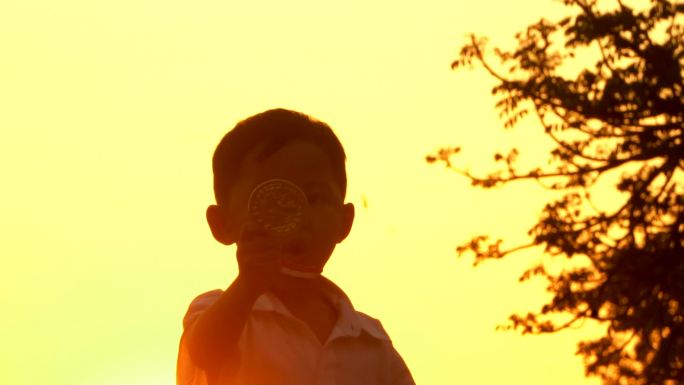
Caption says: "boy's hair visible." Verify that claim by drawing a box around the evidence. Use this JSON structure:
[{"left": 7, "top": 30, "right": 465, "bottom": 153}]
[{"left": 212, "top": 108, "right": 347, "bottom": 206}]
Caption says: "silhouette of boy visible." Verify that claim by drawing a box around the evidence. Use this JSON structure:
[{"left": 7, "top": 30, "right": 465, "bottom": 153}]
[{"left": 177, "top": 109, "right": 415, "bottom": 385}]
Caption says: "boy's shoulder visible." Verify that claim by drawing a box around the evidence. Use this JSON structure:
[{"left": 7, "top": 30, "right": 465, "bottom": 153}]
[
  {"left": 182, "top": 289, "right": 223, "bottom": 329},
  {"left": 353, "top": 310, "right": 392, "bottom": 341},
  {"left": 189, "top": 288, "right": 223, "bottom": 304},
  {"left": 320, "top": 278, "right": 393, "bottom": 342}
]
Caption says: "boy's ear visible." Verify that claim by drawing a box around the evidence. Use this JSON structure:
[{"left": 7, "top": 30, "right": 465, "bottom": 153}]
[
  {"left": 336, "top": 202, "right": 355, "bottom": 243},
  {"left": 206, "top": 204, "right": 238, "bottom": 246}
]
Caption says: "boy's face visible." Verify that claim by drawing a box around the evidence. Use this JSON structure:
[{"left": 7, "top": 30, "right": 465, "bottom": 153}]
[{"left": 210, "top": 140, "right": 354, "bottom": 273}]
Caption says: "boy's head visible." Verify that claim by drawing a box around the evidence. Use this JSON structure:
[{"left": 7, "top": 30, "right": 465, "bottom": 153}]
[
  {"left": 206, "top": 109, "right": 355, "bottom": 273},
  {"left": 211, "top": 108, "right": 348, "bottom": 207}
]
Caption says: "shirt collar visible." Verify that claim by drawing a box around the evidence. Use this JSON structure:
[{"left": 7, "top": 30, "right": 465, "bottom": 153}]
[{"left": 252, "top": 277, "right": 389, "bottom": 341}]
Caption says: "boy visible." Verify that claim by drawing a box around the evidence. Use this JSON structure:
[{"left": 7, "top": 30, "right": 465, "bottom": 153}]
[{"left": 177, "top": 109, "right": 415, "bottom": 385}]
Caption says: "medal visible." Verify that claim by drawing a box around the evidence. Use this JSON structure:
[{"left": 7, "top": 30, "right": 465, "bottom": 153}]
[
  {"left": 247, "top": 179, "right": 320, "bottom": 279},
  {"left": 248, "top": 179, "right": 308, "bottom": 236}
]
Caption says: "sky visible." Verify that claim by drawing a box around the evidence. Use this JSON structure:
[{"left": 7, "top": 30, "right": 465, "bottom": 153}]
[{"left": 0, "top": 0, "right": 619, "bottom": 384}]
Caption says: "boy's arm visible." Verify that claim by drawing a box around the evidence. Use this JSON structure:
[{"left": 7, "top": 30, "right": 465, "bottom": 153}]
[
  {"left": 184, "top": 223, "right": 284, "bottom": 377},
  {"left": 184, "top": 276, "right": 260, "bottom": 376}
]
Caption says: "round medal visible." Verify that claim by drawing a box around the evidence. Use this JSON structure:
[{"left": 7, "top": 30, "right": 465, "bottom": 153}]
[{"left": 247, "top": 179, "right": 308, "bottom": 236}]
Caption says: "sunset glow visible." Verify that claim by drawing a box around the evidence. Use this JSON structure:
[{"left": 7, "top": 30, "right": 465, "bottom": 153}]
[{"left": 0, "top": 1, "right": 618, "bottom": 384}]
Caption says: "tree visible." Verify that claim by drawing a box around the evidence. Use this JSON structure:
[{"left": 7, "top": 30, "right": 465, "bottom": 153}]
[{"left": 427, "top": 0, "right": 684, "bottom": 383}]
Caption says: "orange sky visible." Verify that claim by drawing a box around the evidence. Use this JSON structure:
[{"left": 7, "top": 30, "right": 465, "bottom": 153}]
[{"left": 0, "top": 1, "right": 617, "bottom": 384}]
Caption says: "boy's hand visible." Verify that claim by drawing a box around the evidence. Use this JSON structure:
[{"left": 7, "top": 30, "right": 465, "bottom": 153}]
[{"left": 235, "top": 222, "right": 284, "bottom": 295}]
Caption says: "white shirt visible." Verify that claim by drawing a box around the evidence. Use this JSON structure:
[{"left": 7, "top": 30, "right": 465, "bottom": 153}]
[{"left": 176, "top": 278, "right": 415, "bottom": 385}]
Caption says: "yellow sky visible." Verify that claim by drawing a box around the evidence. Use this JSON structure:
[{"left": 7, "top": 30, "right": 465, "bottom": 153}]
[{"left": 1, "top": 0, "right": 612, "bottom": 384}]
